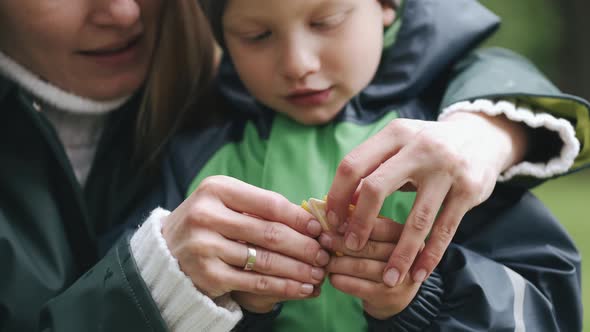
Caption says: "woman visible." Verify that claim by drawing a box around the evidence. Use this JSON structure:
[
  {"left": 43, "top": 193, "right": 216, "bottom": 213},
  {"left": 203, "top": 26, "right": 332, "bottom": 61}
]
[
  {"left": 0, "top": 0, "right": 586, "bottom": 331},
  {"left": 0, "top": 1, "right": 216, "bottom": 330}
]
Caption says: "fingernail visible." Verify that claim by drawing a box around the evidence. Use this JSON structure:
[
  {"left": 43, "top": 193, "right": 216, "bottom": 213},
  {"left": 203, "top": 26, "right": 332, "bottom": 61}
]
[
  {"left": 337, "top": 222, "right": 349, "bottom": 234},
  {"left": 311, "top": 267, "right": 325, "bottom": 282},
  {"left": 307, "top": 220, "right": 322, "bottom": 236},
  {"left": 345, "top": 232, "right": 360, "bottom": 251},
  {"left": 312, "top": 286, "right": 322, "bottom": 297},
  {"left": 413, "top": 269, "right": 427, "bottom": 283},
  {"left": 315, "top": 250, "right": 330, "bottom": 266},
  {"left": 384, "top": 268, "right": 399, "bottom": 287},
  {"left": 300, "top": 284, "right": 314, "bottom": 295},
  {"left": 319, "top": 233, "right": 333, "bottom": 249},
  {"left": 327, "top": 210, "right": 339, "bottom": 228}
]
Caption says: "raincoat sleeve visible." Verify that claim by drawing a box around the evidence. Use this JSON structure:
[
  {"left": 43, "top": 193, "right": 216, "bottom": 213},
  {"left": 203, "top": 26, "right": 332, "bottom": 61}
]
[
  {"left": 36, "top": 235, "right": 171, "bottom": 331},
  {"left": 441, "top": 47, "right": 590, "bottom": 187},
  {"left": 366, "top": 186, "right": 581, "bottom": 331}
]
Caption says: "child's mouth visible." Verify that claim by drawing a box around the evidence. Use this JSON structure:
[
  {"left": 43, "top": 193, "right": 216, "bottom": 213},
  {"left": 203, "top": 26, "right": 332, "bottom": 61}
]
[{"left": 286, "top": 87, "right": 332, "bottom": 106}]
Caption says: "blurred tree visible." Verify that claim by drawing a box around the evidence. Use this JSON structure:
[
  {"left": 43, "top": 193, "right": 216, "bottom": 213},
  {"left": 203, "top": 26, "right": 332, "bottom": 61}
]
[
  {"left": 556, "top": 1, "right": 590, "bottom": 101},
  {"left": 480, "top": 0, "right": 562, "bottom": 83},
  {"left": 481, "top": 0, "right": 590, "bottom": 101}
]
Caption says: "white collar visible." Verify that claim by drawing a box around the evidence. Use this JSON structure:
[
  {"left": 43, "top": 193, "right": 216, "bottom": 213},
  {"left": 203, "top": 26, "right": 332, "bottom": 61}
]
[{"left": 0, "top": 51, "right": 130, "bottom": 114}]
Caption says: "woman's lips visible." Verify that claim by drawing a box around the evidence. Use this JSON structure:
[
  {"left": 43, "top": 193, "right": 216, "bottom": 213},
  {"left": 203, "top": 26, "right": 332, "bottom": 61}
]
[
  {"left": 78, "top": 35, "right": 142, "bottom": 66},
  {"left": 286, "top": 87, "right": 332, "bottom": 106}
]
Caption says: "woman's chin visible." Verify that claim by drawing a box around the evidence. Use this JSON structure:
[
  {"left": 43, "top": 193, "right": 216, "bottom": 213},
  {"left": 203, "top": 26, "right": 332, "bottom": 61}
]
[{"left": 74, "top": 80, "right": 141, "bottom": 101}]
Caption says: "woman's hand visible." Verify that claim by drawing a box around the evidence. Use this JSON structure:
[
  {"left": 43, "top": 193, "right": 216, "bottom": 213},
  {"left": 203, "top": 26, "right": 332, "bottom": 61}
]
[
  {"left": 162, "top": 175, "right": 330, "bottom": 312},
  {"left": 326, "top": 111, "right": 528, "bottom": 286},
  {"left": 320, "top": 217, "right": 421, "bottom": 319}
]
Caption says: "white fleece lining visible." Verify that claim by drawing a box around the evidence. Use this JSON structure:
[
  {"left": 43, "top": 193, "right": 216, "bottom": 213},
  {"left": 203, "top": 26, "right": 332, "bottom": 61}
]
[
  {"left": 0, "top": 51, "right": 129, "bottom": 114},
  {"left": 440, "top": 99, "right": 580, "bottom": 181},
  {"left": 131, "top": 208, "right": 243, "bottom": 332}
]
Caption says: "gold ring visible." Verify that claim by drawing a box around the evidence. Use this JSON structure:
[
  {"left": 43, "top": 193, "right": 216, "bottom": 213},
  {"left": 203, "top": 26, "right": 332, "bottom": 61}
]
[{"left": 244, "top": 246, "right": 257, "bottom": 271}]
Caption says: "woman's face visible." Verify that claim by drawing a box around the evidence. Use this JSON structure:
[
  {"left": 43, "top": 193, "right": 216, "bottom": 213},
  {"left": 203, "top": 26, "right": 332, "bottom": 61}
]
[{"left": 0, "top": 0, "right": 163, "bottom": 100}]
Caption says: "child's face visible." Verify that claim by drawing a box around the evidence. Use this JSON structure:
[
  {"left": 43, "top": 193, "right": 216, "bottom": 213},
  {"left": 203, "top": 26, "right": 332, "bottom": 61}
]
[{"left": 223, "top": 0, "right": 395, "bottom": 125}]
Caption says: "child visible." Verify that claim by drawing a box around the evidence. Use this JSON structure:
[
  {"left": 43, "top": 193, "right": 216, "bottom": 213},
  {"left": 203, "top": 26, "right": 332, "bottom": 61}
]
[
  {"left": 133, "top": 0, "right": 586, "bottom": 330},
  {"left": 203, "top": 0, "right": 589, "bottom": 293}
]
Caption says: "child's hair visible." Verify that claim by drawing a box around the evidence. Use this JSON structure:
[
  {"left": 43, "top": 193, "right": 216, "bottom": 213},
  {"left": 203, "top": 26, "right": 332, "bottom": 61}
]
[{"left": 199, "top": 0, "right": 400, "bottom": 48}]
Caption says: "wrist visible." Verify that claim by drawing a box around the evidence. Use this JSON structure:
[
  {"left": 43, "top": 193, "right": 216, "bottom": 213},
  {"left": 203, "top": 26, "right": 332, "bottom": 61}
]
[
  {"left": 234, "top": 303, "right": 283, "bottom": 332},
  {"left": 238, "top": 302, "right": 276, "bottom": 314},
  {"left": 365, "top": 270, "right": 444, "bottom": 332},
  {"left": 364, "top": 284, "right": 422, "bottom": 320},
  {"left": 443, "top": 111, "right": 528, "bottom": 173},
  {"left": 231, "top": 292, "right": 278, "bottom": 314}
]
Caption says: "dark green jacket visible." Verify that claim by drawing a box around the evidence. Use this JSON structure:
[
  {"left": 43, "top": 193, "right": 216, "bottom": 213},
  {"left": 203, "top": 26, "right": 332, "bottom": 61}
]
[
  {"left": 1, "top": 0, "right": 588, "bottom": 331},
  {"left": 0, "top": 81, "right": 166, "bottom": 331}
]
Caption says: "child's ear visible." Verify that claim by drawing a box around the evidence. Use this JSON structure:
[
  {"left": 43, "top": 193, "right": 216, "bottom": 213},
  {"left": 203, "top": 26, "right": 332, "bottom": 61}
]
[{"left": 381, "top": 4, "right": 396, "bottom": 27}]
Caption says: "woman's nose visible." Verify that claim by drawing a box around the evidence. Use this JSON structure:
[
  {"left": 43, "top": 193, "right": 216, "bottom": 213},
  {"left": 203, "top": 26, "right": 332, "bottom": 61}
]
[{"left": 90, "top": 0, "right": 141, "bottom": 28}]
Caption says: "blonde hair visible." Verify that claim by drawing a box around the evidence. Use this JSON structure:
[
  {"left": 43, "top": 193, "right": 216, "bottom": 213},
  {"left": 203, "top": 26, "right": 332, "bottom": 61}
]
[
  {"left": 136, "top": 0, "right": 216, "bottom": 166},
  {"left": 200, "top": 0, "right": 398, "bottom": 49}
]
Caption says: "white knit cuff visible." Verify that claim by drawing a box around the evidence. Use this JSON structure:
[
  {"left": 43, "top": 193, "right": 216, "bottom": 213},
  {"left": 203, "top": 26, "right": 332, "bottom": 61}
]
[
  {"left": 130, "top": 208, "right": 243, "bottom": 332},
  {"left": 440, "top": 99, "right": 580, "bottom": 181}
]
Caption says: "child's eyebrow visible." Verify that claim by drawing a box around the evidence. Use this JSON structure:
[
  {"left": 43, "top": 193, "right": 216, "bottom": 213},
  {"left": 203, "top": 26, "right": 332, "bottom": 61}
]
[{"left": 223, "top": 6, "right": 272, "bottom": 26}]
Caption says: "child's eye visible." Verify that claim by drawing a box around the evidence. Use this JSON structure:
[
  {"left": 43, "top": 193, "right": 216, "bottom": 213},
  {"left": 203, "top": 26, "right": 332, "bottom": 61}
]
[
  {"left": 311, "top": 12, "right": 349, "bottom": 30},
  {"left": 242, "top": 30, "right": 272, "bottom": 43}
]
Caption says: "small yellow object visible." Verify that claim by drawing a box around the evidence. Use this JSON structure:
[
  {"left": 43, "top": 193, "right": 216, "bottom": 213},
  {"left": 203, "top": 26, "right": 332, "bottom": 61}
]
[
  {"left": 302, "top": 197, "right": 343, "bottom": 256},
  {"left": 301, "top": 198, "right": 330, "bottom": 231},
  {"left": 302, "top": 197, "right": 393, "bottom": 258}
]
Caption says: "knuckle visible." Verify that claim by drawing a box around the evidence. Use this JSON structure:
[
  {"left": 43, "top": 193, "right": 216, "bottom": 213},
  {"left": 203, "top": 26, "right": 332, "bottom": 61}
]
[
  {"left": 326, "top": 192, "right": 339, "bottom": 205},
  {"left": 455, "top": 174, "right": 480, "bottom": 196},
  {"left": 294, "top": 208, "right": 310, "bottom": 231},
  {"left": 203, "top": 265, "right": 221, "bottom": 283},
  {"left": 391, "top": 249, "right": 414, "bottom": 267},
  {"left": 414, "top": 135, "right": 455, "bottom": 168},
  {"left": 261, "top": 195, "right": 289, "bottom": 220},
  {"left": 337, "top": 153, "right": 363, "bottom": 179},
  {"left": 197, "top": 176, "right": 226, "bottom": 195},
  {"left": 283, "top": 280, "right": 301, "bottom": 298},
  {"left": 361, "top": 175, "right": 387, "bottom": 201},
  {"left": 410, "top": 207, "right": 434, "bottom": 232},
  {"left": 187, "top": 204, "right": 208, "bottom": 226},
  {"left": 198, "top": 261, "right": 219, "bottom": 283},
  {"left": 263, "top": 223, "right": 284, "bottom": 246},
  {"left": 364, "top": 241, "right": 379, "bottom": 257},
  {"left": 257, "top": 249, "right": 274, "bottom": 271},
  {"left": 422, "top": 247, "right": 444, "bottom": 267},
  {"left": 432, "top": 223, "right": 457, "bottom": 245},
  {"left": 187, "top": 233, "right": 215, "bottom": 256},
  {"left": 352, "top": 259, "right": 369, "bottom": 274},
  {"left": 346, "top": 280, "right": 363, "bottom": 296},
  {"left": 188, "top": 205, "right": 228, "bottom": 230},
  {"left": 386, "top": 118, "right": 409, "bottom": 135},
  {"left": 350, "top": 215, "right": 368, "bottom": 229},
  {"left": 254, "top": 276, "right": 271, "bottom": 293},
  {"left": 415, "top": 133, "right": 440, "bottom": 153},
  {"left": 432, "top": 140, "right": 461, "bottom": 164},
  {"left": 303, "top": 240, "right": 322, "bottom": 264},
  {"left": 451, "top": 154, "right": 470, "bottom": 173}
]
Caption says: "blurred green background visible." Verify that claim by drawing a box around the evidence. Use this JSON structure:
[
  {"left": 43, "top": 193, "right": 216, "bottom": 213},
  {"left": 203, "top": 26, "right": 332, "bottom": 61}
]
[{"left": 481, "top": 1, "right": 590, "bottom": 329}]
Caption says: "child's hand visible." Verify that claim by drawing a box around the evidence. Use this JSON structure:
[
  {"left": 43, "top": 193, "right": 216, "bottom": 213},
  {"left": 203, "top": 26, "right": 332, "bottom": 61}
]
[
  {"left": 231, "top": 287, "right": 321, "bottom": 314},
  {"left": 319, "top": 219, "right": 422, "bottom": 319},
  {"left": 326, "top": 112, "right": 528, "bottom": 286}
]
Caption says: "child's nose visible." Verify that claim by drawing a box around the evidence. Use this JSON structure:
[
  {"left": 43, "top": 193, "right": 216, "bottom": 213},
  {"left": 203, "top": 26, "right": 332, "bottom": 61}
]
[
  {"left": 280, "top": 43, "right": 320, "bottom": 81},
  {"left": 90, "top": 0, "right": 141, "bottom": 28}
]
